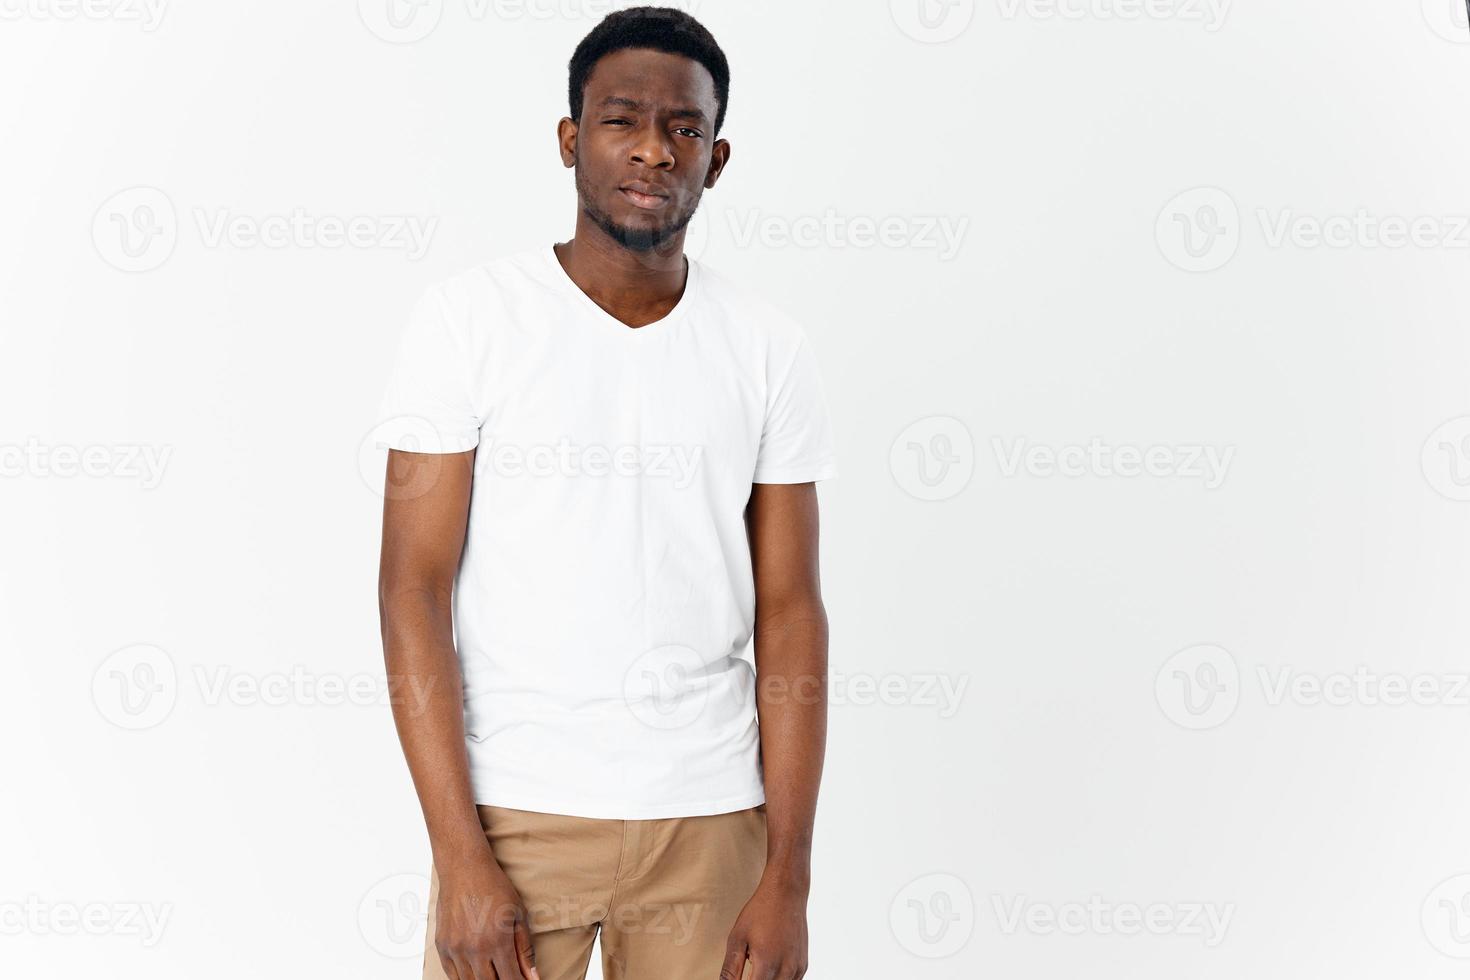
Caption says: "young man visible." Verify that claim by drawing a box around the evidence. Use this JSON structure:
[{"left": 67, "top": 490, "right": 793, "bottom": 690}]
[{"left": 376, "top": 8, "right": 836, "bottom": 979}]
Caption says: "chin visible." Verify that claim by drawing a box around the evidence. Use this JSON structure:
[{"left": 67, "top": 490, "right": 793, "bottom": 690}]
[
  {"left": 607, "top": 219, "right": 681, "bottom": 252},
  {"left": 582, "top": 194, "right": 688, "bottom": 253}
]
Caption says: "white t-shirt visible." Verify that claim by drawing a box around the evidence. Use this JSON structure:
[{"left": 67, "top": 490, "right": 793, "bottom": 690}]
[{"left": 376, "top": 245, "right": 837, "bottom": 819}]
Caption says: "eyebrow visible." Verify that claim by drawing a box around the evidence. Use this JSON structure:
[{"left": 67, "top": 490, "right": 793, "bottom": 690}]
[{"left": 596, "top": 96, "right": 708, "bottom": 124}]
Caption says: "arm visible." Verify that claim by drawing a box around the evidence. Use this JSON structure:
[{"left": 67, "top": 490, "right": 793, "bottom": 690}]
[
  {"left": 378, "top": 449, "right": 539, "bottom": 980},
  {"left": 722, "top": 481, "right": 828, "bottom": 980}
]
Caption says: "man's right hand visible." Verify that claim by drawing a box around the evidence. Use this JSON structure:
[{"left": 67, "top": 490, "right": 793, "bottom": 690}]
[
  {"left": 380, "top": 448, "right": 537, "bottom": 977},
  {"left": 434, "top": 851, "right": 540, "bottom": 980}
]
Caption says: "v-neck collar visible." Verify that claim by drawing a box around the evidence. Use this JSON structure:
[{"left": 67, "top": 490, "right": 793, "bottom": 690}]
[{"left": 544, "top": 243, "right": 699, "bottom": 337}]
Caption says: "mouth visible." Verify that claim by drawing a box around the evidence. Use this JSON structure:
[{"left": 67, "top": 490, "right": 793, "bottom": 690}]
[{"left": 619, "top": 183, "right": 670, "bottom": 210}]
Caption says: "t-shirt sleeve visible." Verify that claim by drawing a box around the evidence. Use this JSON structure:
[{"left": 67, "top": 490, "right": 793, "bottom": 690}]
[
  {"left": 752, "top": 332, "right": 838, "bottom": 484},
  {"left": 374, "top": 285, "right": 481, "bottom": 454}
]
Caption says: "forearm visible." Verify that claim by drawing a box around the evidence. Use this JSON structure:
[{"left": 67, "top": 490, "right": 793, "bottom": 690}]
[
  {"left": 380, "top": 586, "right": 493, "bottom": 871},
  {"left": 753, "top": 606, "right": 829, "bottom": 893}
]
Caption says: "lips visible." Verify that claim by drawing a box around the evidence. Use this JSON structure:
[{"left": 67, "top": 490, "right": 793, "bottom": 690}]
[{"left": 619, "top": 182, "right": 671, "bottom": 210}]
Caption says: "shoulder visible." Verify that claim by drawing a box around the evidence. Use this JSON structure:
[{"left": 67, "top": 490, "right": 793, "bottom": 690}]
[
  {"left": 693, "top": 260, "right": 812, "bottom": 355},
  {"left": 423, "top": 248, "right": 554, "bottom": 314}
]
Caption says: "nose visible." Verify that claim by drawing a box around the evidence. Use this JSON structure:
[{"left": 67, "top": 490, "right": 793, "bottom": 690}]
[{"left": 629, "top": 123, "right": 675, "bottom": 170}]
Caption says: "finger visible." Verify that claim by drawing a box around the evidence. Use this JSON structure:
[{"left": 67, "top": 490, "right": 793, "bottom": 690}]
[
  {"left": 435, "top": 941, "right": 467, "bottom": 980},
  {"left": 467, "top": 956, "right": 499, "bottom": 980},
  {"left": 747, "top": 955, "right": 779, "bottom": 980},
  {"left": 718, "top": 939, "right": 748, "bottom": 980},
  {"left": 436, "top": 951, "right": 461, "bottom": 980},
  {"left": 492, "top": 949, "right": 524, "bottom": 980},
  {"left": 514, "top": 918, "right": 540, "bottom": 980}
]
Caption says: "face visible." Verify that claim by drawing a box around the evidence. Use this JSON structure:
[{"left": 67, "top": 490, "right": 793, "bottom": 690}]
[{"left": 560, "top": 47, "right": 729, "bottom": 255}]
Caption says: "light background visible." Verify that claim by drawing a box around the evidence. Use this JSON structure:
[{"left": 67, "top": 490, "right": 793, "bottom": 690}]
[{"left": 3, "top": 0, "right": 1470, "bottom": 976}]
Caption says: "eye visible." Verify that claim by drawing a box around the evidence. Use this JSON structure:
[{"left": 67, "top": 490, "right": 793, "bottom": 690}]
[
  {"left": 603, "top": 118, "right": 631, "bottom": 126},
  {"left": 674, "top": 127, "right": 703, "bottom": 139}
]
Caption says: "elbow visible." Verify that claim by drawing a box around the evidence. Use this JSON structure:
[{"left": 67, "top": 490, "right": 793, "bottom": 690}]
[
  {"left": 376, "top": 572, "right": 451, "bottom": 637},
  {"left": 754, "top": 597, "right": 830, "bottom": 643}
]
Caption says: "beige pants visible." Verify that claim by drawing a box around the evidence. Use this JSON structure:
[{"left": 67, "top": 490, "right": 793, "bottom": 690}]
[{"left": 423, "top": 804, "right": 767, "bottom": 980}]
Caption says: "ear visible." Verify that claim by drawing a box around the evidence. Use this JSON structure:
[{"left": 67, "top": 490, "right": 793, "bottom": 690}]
[
  {"left": 557, "top": 116, "right": 578, "bottom": 168},
  {"left": 704, "top": 138, "right": 731, "bottom": 190}
]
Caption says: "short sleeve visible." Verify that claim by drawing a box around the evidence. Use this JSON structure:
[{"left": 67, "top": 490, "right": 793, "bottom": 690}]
[
  {"left": 752, "top": 332, "right": 838, "bottom": 484},
  {"left": 374, "top": 285, "right": 481, "bottom": 454}
]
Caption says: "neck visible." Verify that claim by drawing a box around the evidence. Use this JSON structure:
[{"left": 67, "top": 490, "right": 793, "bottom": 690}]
[{"left": 554, "top": 216, "right": 689, "bottom": 328}]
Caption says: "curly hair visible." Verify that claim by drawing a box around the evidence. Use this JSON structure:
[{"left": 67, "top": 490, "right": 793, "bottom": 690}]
[{"left": 568, "top": 6, "right": 730, "bottom": 135}]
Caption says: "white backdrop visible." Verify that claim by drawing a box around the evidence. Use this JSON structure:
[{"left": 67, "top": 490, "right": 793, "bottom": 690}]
[{"left": 4, "top": 0, "right": 1470, "bottom": 977}]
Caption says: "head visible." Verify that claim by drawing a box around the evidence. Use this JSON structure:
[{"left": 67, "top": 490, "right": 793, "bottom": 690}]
[{"left": 560, "top": 6, "right": 731, "bottom": 254}]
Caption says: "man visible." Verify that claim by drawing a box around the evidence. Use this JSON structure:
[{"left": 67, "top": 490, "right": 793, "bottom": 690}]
[{"left": 376, "top": 8, "right": 836, "bottom": 979}]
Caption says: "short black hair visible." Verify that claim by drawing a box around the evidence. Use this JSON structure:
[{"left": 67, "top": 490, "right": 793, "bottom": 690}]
[{"left": 567, "top": 6, "right": 730, "bottom": 136}]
